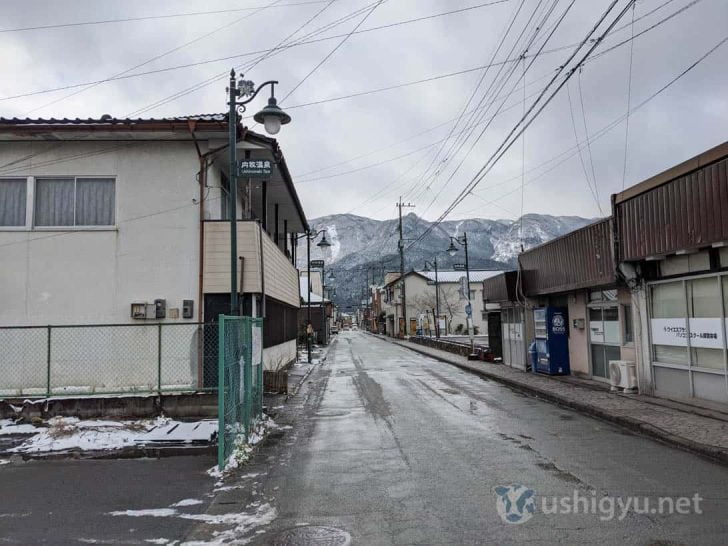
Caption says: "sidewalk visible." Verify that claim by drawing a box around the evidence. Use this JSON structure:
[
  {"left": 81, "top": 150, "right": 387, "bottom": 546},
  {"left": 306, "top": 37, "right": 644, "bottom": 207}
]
[{"left": 382, "top": 335, "right": 728, "bottom": 466}]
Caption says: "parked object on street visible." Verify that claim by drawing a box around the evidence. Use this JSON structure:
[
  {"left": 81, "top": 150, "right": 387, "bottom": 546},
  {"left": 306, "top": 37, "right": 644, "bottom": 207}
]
[{"left": 531, "top": 307, "right": 570, "bottom": 376}]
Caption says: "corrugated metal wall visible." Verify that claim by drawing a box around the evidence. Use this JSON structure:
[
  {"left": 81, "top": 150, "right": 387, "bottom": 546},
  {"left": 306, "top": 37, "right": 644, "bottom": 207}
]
[
  {"left": 482, "top": 271, "right": 517, "bottom": 302},
  {"left": 616, "top": 157, "right": 728, "bottom": 261},
  {"left": 519, "top": 219, "right": 614, "bottom": 296}
]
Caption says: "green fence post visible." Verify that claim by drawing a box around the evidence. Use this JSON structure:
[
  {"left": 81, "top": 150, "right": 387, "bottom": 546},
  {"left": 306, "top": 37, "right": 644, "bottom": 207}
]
[
  {"left": 244, "top": 317, "right": 253, "bottom": 436},
  {"left": 217, "top": 315, "right": 226, "bottom": 470},
  {"left": 46, "top": 325, "right": 51, "bottom": 398},
  {"left": 157, "top": 323, "right": 163, "bottom": 396}
]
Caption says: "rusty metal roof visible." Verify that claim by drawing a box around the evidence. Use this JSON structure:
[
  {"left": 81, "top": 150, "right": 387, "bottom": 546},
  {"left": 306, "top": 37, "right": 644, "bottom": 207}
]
[{"left": 519, "top": 218, "right": 615, "bottom": 296}]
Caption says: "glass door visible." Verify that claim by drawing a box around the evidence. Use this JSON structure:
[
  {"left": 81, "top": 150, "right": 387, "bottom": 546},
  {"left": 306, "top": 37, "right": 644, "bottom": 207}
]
[{"left": 588, "top": 290, "right": 620, "bottom": 379}]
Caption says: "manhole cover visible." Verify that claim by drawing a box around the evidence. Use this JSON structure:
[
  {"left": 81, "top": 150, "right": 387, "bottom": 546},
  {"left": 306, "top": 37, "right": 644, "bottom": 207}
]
[{"left": 268, "top": 526, "right": 351, "bottom": 545}]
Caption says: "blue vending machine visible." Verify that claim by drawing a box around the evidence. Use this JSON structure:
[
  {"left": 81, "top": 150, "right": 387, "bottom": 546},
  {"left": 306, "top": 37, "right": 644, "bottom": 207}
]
[{"left": 532, "top": 307, "right": 570, "bottom": 375}]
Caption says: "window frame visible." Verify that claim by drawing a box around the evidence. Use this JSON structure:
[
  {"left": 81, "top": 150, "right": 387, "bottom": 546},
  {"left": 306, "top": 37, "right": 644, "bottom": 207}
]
[
  {"left": 0, "top": 176, "right": 32, "bottom": 230},
  {"left": 0, "top": 175, "right": 117, "bottom": 232}
]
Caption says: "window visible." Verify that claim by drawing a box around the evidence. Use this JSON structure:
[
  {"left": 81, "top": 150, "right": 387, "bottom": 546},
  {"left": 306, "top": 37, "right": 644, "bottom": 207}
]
[
  {"left": 687, "top": 277, "right": 724, "bottom": 370},
  {"left": 622, "top": 304, "right": 633, "bottom": 344},
  {"left": 0, "top": 178, "right": 27, "bottom": 226},
  {"left": 35, "top": 177, "right": 115, "bottom": 227},
  {"left": 589, "top": 289, "right": 617, "bottom": 303}
]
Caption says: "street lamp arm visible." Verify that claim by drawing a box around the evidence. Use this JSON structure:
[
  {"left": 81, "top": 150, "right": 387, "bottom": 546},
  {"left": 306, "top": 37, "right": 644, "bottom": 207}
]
[{"left": 231, "top": 79, "right": 280, "bottom": 111}]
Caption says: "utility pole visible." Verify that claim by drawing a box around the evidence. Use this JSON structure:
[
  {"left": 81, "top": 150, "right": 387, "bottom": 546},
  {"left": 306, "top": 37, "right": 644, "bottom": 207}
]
[{"left": 397, "top": 197, "right": 415, "bottom": 337}]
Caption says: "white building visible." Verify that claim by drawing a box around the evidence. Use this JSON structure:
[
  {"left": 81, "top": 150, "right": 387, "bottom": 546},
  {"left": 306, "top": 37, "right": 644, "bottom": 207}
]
[
  {"left": 380, "top": 270, "right": 501, "bottom": 337},
  {"left": 0, "top": 116, "right": 307, "bottom": 396}
]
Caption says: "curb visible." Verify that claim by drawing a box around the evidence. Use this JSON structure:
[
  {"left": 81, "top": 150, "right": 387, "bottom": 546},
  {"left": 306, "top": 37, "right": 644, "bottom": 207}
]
[
  {"left": 385, "top": 336, "right": 728, "bottom": 467},
  {"left": 2, "top": 444, "right": 216, "bottom": 462}
]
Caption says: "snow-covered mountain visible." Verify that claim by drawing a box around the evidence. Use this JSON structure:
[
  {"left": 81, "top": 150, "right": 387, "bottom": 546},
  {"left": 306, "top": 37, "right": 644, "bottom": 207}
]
[{"left": 297, "top": 213, "right": 597, "bottom": 309}]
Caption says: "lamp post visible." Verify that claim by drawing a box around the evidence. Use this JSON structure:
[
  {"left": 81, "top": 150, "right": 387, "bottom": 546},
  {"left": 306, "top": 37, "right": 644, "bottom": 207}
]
[
  {"left": 227, "top": 69, "right": 291, "bottom": 315},
  {"left": 447, "top": 233, "right": 474, "bottom": 355},
  {"left": 306, "top": 229, "right": 331, "bottom": 362},
  {"left": 423, "top": 258, "right": 440, "bottom": 339}
]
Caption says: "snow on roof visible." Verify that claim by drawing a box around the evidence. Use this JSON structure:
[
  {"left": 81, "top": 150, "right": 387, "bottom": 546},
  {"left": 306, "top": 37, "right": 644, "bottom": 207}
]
[{"left": 417, "top": 270, "right": 503, "bottom": 283}]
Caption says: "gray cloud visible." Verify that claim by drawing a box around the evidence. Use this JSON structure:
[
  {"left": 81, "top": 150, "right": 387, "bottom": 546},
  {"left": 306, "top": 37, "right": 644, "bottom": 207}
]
[{"left": 1, "top": 0, "right": 725, "bottom": 222}]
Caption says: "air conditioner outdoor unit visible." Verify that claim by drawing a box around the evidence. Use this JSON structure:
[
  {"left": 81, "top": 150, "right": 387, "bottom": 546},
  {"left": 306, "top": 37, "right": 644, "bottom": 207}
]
[{"left": 608, "top": 360, "right": 637, "bottom": 393}]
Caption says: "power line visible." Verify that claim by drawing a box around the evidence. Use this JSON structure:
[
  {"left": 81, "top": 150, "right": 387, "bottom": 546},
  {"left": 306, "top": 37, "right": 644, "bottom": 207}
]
[
  {"left": 0, "top": 0, "right": 682, "bottom": 104},
  {"left": 23, "top": 0, "right": 285, "bottom": 115},
  {"left": 621, "top": 1, "right": 636, "bottom": 190},
  {"left": 4, "top": 25, "right": 722, "bottom": 253},
  {"left": 125, "top": 0, "right": 387, "bottom": 117},
  {"left": 281, "top": 0, "right": 385, "bottom": 102},
  {"left": 457, "top": 33, "right": 728, "bottom": 218},
  {"left": 458, "top": 34, "right": 728, "bottom": 221},
  {"left": 0, "top": 1, "right": 336, "bottom": 33},
  {"left": 411, "top": 0, "right": 635, "bottom": 248},
  {"left": 416, "top": 0, "right": 568, "bottom": 218},
  {"left": 566, "top": 79, "right": 603, "bottom": 214}
]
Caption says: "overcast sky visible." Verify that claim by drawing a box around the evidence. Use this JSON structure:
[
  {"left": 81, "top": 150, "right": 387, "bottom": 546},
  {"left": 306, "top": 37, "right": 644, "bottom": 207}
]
[{"left": 1, "top": 0, "right": 726, "bottom": 222}]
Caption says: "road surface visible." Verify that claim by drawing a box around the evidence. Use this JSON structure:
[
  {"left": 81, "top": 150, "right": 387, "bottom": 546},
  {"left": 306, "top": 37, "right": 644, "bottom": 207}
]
[
  {"left": 241, "top": 331, "right": 728, "bottom": 545},
  {"left": 3, "top": 330, "right": 727, "bottom": 544}
]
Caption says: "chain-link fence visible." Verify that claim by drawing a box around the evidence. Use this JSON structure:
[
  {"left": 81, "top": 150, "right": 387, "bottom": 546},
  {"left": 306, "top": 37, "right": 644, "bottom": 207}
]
[
  {"left": 217, "top": 315, "right": 264, "bottom": 470},
  {"left": 0, "top": 323, "right": 219, "bottom": 397}
]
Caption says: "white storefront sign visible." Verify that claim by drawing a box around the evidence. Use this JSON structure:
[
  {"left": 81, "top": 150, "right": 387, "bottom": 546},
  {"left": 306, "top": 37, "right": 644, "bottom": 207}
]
[
  {"left": 650, "top": 318, "right": 724, "bottom": 349},
  {"left": 252, "top": 324, "right": 263, "bottom": 366}
]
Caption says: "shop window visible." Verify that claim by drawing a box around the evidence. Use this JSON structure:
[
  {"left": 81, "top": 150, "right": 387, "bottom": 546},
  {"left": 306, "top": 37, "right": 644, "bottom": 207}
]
[
  {"left": 651, "top": 281, "right": 687, "bottom": 365},
  {"left": 652, "top": 282, "right": 686, "bottom": 318},
  {"left": 687, "top": 277, "right": 721, "bottom": 318},
  {"left": 687, "top": 277, "right": 724, "bottom": 370}
]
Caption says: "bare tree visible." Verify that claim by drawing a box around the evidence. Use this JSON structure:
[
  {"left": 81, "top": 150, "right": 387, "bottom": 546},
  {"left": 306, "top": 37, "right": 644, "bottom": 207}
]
[{"left": 409, "top": 284, "right": 463, "bottom": 335}]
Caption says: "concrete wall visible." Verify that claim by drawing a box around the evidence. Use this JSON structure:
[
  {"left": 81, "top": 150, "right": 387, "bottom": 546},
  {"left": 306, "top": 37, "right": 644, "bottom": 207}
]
[
  {"left": 0, "top": 140, "right": 201, "bottom": 326},
  {"left": 263, "top": 339, "right": 296, "bottom": 371}
]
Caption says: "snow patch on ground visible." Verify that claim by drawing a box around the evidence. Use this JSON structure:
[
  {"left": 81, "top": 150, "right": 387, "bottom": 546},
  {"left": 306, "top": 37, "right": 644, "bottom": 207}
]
[
  {"left": 108, "top": 503, "right": 278, "bottom": 544},
  {"left": 0, "top": 420, "right": 38, "bottom": 435},
  {"left": 171, "top": 499, "right": 203, "bottom": 507},
  {"left": 108, "top": 508, "right": 178, "bottom": 518},
  {"left": 7, "top": 416, "right": 178, "bottom": 453}
]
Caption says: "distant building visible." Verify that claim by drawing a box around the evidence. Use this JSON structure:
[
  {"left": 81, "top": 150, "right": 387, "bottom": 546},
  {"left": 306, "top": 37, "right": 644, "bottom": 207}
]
[{"left": 483, "top": 140, "right": 728, "bottom": 410}]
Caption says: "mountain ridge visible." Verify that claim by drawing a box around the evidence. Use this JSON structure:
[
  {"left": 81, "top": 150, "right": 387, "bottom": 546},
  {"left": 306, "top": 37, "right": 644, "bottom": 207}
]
[{"left": 296, "top": 212, "right": 599, "bottom": 309}]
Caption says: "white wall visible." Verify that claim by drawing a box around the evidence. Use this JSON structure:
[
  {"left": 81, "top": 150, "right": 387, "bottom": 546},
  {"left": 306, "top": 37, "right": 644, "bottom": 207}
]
[
  {"left": 0, "top": 140, "right": 202, "bottom": 326},
  {"left": 263, "top": 340, "right": 296, "bottom": 371}
]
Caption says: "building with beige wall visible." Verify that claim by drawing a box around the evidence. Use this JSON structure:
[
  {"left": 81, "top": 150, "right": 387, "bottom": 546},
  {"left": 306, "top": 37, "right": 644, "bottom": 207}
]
[
  {"left": 381, "top": 270, "right": 500, "bottom": 338},
  {"left": 0, "top": 116, "right": 307, "bottom": 396}
]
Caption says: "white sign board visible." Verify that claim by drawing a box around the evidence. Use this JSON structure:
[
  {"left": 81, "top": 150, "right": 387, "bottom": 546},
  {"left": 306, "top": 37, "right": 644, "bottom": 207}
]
[
  {"left": 650, "top": 318, "right": 724, "bottom": 349},
  {"left": 252, "top": 324, "right": 263, "bottom": 366}
]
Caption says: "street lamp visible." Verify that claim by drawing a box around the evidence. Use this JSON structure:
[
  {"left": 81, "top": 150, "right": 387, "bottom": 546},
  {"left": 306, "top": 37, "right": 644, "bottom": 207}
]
[
  {"left": 423, "top": 258, "right": 440, "bottom": 339},
  {"left": 305, "top": 229, "right": 330, "bottom": 362},
  {"left": 227, "top": 68, "right": 291, "bottom": 315},
  {"left": 446, "top": 233, "right": 475, "bottom": 356}
]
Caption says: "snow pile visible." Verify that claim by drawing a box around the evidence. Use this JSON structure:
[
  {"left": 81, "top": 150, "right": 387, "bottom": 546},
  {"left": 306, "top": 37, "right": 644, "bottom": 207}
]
[
  {"left": 208, "top": 415, "right": 277, "bottom": 478},
  {"left": 0, "top": 420, "right": 37, "bottom": 435},
  {"left": 8, "top": 416, "right": 170, "bottom": 454},
  {"left": 108, "top": 502, "right": 278, "bottom": 544}
]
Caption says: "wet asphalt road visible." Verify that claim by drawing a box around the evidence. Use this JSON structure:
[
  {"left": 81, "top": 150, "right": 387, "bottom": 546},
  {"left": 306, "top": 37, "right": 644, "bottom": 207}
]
[
  {"left": 2, "top": 331, "right": 728, "bottom": 545},
  {"left": 0, "top": 455, "right": 216, "bottom": 544},
  {"left": 245, "top": 331, "right": 728, "bottom": 545}
]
